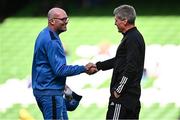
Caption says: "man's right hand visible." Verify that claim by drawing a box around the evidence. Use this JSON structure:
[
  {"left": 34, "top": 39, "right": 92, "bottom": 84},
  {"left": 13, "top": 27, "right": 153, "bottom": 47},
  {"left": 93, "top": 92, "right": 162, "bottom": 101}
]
[{"left": 85, "top": 63, "right": 98, "bottom": 75}]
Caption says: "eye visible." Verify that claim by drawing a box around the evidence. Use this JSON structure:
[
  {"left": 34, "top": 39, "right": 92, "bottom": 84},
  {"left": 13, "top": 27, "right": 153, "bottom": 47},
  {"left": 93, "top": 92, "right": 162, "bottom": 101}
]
[{"left": 53, "top": 17, "right": 69, "bottom": 22}]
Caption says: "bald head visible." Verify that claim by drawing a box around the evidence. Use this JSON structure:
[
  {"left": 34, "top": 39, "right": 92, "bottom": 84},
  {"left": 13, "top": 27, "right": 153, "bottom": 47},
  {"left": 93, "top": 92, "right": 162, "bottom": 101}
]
[
  {"left": 48, "top": 8, "right": 67, "bottom": 20},
  {"left": 47, "top": 7, "right": 68, "bottom": 34}
]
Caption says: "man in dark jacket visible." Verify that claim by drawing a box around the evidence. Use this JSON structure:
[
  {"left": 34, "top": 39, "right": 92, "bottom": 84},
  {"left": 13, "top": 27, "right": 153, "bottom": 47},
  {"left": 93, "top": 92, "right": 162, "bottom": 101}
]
[{"left": 94, "top": 5, "right": 145, "bottom": 119}]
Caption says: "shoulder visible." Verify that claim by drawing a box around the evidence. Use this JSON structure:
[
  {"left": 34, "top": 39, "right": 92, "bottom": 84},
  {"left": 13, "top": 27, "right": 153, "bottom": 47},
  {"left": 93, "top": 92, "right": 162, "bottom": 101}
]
[
  {"left": 37, "top": 28, "right": 50, "bottom": 40},
  {"left": 37, "top": 28, "right": 59, "bottom": 47},
  {"left": 126, "top": 28, "right": 144, "bottom": 42},
  {"left": 39, "top": 28, "right": 58, "bottom": 41}
]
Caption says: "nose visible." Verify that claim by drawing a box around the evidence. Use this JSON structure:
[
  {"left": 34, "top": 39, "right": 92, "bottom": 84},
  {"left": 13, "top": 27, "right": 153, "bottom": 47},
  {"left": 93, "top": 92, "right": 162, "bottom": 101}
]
[
  {"left": 114, "top": 21, "right": 117, "bottom": 26},
  {"left": 65, "top": 21, "right": 68, "bottom": 24},
  {"left": 114, "top": 19, "right": 117, "bottom": 25},
  {"left": 65, "top": 18, "right": 69, "bottom": 24}
]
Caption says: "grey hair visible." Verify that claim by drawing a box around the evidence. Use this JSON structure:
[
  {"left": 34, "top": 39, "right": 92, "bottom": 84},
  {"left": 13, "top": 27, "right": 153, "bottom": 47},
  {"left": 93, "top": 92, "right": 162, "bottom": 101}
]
[{"left": 113, "top": 5, "right": 136, "bottom": 24}]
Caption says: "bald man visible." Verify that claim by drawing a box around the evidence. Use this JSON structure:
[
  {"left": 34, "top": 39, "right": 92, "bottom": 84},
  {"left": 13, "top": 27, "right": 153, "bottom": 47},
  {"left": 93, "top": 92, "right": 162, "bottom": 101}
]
[{"left": 32, "top": 8, "right": 97, "bottom": 119}]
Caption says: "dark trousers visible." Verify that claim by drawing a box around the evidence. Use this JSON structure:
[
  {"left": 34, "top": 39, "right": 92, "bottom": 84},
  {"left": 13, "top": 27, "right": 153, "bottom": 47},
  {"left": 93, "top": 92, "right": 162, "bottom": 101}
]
[{"left": 106, "top": 102, "right": 140, "bottom": 120}]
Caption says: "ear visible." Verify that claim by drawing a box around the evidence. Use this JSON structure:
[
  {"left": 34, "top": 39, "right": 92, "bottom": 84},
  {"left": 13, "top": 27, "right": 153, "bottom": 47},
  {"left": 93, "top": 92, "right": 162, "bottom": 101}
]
[
  {"left": 123, "top": 19, "right": 128, "bottom": 25},
  {"left": 49, "top": 19, "right": 55, "bottom": 25}
]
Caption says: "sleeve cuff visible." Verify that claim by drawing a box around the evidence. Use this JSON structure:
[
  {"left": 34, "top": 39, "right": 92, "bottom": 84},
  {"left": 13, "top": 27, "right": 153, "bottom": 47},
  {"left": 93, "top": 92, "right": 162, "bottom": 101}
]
[
  {"left": 96, "top": 62, "right": 102, "bottom": 70},
  {"left": 80, "top": 66, "right": 86, "bottom": 73}
]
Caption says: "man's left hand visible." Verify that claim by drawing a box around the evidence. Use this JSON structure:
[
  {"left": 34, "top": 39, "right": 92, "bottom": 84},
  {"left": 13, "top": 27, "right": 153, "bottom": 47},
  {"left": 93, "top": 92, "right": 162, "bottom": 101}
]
[{"left": 114, "top": 91, "right": 120, "bottom": 98}]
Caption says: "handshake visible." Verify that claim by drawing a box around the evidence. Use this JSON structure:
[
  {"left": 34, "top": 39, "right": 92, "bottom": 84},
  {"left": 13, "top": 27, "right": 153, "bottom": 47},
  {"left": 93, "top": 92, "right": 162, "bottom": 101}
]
[{"left": 85, "top": 63, "right": 98, "bottom": 75}]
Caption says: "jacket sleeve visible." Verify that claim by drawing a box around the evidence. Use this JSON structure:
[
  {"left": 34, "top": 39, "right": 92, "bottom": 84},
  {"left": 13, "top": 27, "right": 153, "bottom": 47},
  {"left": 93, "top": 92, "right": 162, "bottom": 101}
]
[
  {"left": 96, "top": 57, "right": 115, "bottom": 71},
  {"left": 46, "top": 40, "right": 86, "bottom": 77},
  {"left": 114, "top": 37, "right": 139, "bottom": 95}
]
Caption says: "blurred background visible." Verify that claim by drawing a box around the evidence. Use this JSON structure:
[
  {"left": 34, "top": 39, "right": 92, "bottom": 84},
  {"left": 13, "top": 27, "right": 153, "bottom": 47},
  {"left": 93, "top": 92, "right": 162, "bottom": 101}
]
[{"left": 0, "top": 0, "right": 180, "bottom": 119}]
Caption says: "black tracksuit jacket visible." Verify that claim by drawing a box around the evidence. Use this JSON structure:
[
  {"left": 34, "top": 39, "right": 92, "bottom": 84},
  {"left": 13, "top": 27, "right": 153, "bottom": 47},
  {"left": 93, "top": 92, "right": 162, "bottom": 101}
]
[{"left": 96, "top": 27, "right": 145, "bottom": 111}]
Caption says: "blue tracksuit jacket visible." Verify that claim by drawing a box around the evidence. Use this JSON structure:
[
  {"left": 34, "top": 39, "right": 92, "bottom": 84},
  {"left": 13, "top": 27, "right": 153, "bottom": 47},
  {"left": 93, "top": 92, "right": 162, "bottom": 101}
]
[{"left": 32, "top": 27, "right": 86, "bottom": 96}]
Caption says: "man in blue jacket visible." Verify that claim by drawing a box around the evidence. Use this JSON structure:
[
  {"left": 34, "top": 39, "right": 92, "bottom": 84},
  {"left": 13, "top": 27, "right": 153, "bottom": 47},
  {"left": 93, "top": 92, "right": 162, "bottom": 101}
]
[{"left": 32, "top": 7, "right": 97, "bottom": 120}]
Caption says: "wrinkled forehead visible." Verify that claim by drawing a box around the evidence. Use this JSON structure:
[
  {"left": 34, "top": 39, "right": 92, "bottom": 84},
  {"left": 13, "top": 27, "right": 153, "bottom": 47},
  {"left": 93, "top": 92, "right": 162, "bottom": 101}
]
[
  {"left": 48, "top": 8, "right": 68, "bottom": 18},
  {"left": 114, "top": 16, "right": 120, "bottom": 20},
  {"left": 55, "top": 9, "right": 68, "bottom": 18}
]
